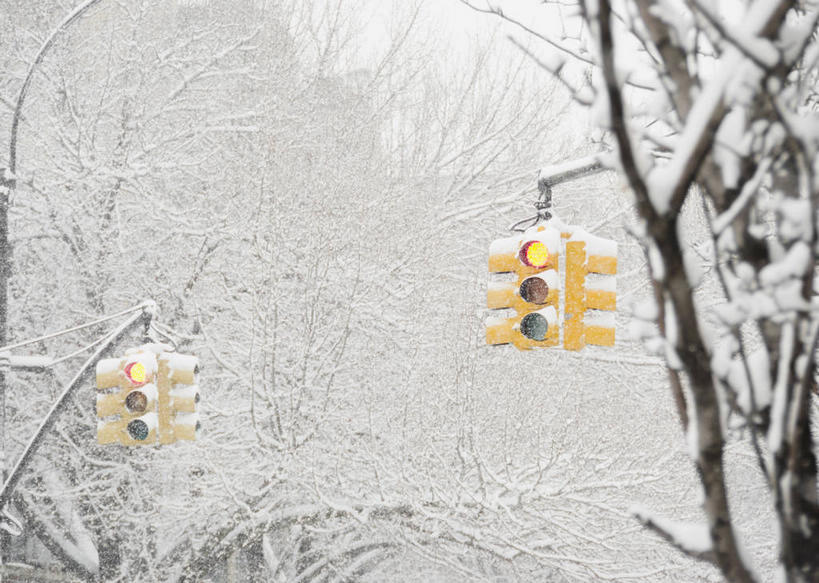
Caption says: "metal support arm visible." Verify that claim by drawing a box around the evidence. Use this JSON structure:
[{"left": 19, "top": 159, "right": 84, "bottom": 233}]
[
  {"left": 536, "top": 153, "right": 605, "bottom": 191},
  {"left": 0, "top": 303, "right": 154, "bottom": 533},
  {"left": 511, "top": 153, "right": 608, "bottom": 232}
]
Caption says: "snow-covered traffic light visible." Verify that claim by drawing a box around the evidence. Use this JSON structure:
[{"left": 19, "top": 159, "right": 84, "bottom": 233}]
[
  {"left": 96, "top": 345, "right": 202, "bottom": 445},
  {"left": 96, "top": 351, "right": 159, "bottom": 445},
  {"left": 158, "top": 353, "right": 200, "bottom": 442},
  {"left": 487, "top": 225, "right": 560, "bottom": 350},
  {"left": 564, "top": 232, "right": 617, "bottom": 350}
]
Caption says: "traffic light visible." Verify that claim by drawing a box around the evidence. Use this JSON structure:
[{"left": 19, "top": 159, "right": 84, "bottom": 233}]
[
  {"left": 96, "top": 346, "right": 201, "bottom": 445},
  {"left": 157, "top": 352, "right": 200, "bottom": 442},
  {"left": 564, "top": 231, "right": 617, "bottom": 350},
  {"left": 96, "top": 352, "right": 159, "bottom": 445},
  {"left": 487, "top": 225, "right": 561, "bottom": 350}
]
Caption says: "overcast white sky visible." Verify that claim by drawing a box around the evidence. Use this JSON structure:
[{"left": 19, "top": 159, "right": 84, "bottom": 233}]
[
  {"left": 342, "top": 0, "right": 593, "bottom": 162},
  {"left": 422, "top": 0, "right": 564, "bottom": 40},
  {"left": 360, "top": 0, "right": 571, "bottom": 59}
]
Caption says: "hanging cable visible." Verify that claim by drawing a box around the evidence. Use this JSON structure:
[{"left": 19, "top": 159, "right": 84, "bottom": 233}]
[
  {"left": 149, "top": 322, "right": 179, "bottom": 350},
  {"left": 46, "top": 328, "right": 116, "bottom": 367},
  {"left": 0, "top": 301, "right": 152, "bottom": 353},
  {"left": 509, "top": 182, "right": 552, "bottom": 232}
]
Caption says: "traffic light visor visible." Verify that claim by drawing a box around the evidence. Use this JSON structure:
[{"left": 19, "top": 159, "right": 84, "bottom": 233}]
[
  {"left": 519, "top": 240, "right": 550, "bottom": 268},
  {"left": 124, "top": 361, "right": 147, "bottom": 385}
]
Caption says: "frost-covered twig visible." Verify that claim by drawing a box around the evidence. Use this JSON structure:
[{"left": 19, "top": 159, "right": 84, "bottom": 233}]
[
  {"left": 689, "top": 0, "right": 779, "bottom": 69},
  {"left": 459, "top": 0, "right": 594, "bottom": 66},
  {"left": 632, "top": 506, "right": 716, "bottom": 564}
]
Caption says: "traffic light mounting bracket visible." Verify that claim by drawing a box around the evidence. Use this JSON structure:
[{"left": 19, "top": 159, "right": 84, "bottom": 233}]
[{"left": 510, "top": 153, "right": 606, "bottom": 234}]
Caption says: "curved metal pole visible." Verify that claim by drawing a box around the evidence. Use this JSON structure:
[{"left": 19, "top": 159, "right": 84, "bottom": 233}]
[
  {"left": 3, "top": 0, "right": 108, "bottom": 333},
  {"left": 1, "top": 0, "right": 107, "bottom": 468},
  {"left": 8, "top": 0, "right": 106, "bottom": 176},
  {"left": 0, "top": 0, "right": 108, "bottom": 564}
]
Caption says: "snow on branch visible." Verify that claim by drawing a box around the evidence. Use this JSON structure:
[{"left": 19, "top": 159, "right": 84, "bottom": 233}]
[
  {"left": 690, "top": 0, "right": 779, "bottom": 69},
  {"left": 645, "top": 0, "right": 795, "bottom": 215},
  {"left": 631, "top": 505, "right": 716, "bottom": 564}
]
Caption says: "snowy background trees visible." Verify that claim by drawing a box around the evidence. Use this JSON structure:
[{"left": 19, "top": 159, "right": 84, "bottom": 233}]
[{"left": 1, "top": 0, "right": 816, "bottom": 581}]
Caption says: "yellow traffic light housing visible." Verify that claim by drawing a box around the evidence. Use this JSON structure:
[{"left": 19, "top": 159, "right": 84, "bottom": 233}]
[
  {"left": 564, "top": 231, "right": 617, "bottom": 350},
  {"left": 158, "top": 353, "right": 200, "bottom": 442},
  {"left": 96, "top": 352, "right": 159, "bottom": 445},
  {"left": 486, "top": 225, "right": 561, "bottom": 350},
  {"left": 96, "top": 345, "right": 201, "bottom": 445}
]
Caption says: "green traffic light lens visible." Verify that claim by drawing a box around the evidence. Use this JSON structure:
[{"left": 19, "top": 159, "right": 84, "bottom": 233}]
[
  {"left": 520, "top": 277, "right": 549, "bottom": 304},
  {"left": 520, "top": 313, "right": 549, "bottom": 341},
  {"left": 127, "top": 419, "right": 149, "bottom": 441}
]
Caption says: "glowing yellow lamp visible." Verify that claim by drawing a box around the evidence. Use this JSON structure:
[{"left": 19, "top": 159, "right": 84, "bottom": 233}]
[
  {"left": 125, "top": 361, "right": 147, "bottom": 385},
  {"left": 519, "top": 240, "right": 550, "bottom": 268}
]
